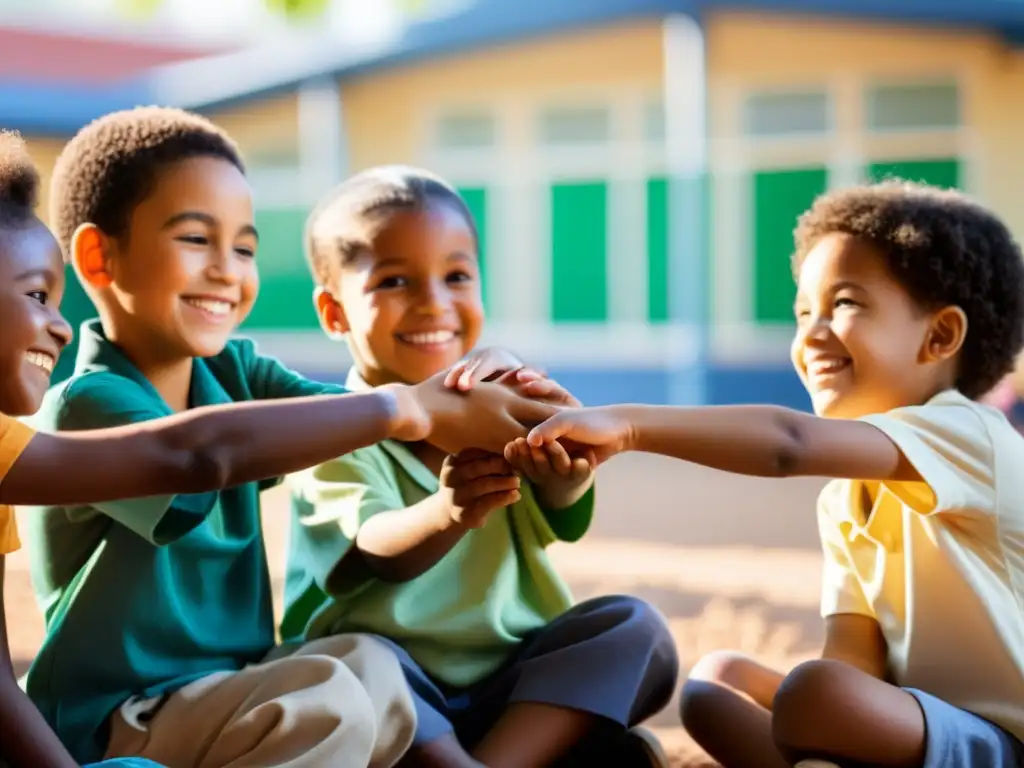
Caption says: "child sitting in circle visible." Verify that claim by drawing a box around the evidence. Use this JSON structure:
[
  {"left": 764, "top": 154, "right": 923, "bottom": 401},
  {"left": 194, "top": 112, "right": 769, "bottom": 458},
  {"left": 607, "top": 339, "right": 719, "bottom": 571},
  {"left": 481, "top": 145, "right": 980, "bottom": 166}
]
[{"left": 282, "top": 166, "right": 679, "bottom": 768}]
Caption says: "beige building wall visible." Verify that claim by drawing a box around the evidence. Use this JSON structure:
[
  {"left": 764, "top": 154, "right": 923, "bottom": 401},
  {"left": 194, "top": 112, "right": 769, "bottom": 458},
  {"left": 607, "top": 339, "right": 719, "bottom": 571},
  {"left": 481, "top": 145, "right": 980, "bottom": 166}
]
[{"left": 341, "top": 19, "right": 666, "bottom": 170}]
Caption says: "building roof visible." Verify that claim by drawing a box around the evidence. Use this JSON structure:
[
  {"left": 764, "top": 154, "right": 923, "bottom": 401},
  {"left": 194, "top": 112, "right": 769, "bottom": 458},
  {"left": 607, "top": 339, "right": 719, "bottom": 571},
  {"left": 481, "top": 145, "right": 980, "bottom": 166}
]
[
  {"left": 4, "top": 0, "right": 1024, "bottom": 135},
  {"left": 0, "top": 25, "right": 215, "bottom": 84}
]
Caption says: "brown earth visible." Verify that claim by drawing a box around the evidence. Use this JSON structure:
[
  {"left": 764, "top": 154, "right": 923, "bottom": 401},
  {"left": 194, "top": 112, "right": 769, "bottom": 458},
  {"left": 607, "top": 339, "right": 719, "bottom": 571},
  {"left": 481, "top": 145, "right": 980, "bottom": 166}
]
[{"left": 4, "top": 453, "right": 827, "bottom": 767}]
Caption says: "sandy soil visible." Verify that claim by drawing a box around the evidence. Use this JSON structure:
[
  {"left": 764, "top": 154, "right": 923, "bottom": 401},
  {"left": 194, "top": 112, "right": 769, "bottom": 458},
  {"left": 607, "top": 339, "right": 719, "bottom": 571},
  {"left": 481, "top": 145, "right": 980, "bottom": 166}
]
[{"left": 4, "top": 452, "right": 828, "bottom": 767}]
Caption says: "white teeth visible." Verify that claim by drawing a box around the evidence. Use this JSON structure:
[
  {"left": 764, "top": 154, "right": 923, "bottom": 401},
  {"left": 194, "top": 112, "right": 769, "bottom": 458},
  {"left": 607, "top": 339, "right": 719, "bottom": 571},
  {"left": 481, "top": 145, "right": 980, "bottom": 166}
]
[
  {"left": 808, "top": 359, "right": 850, "bottom": 376},
  {"left": 26, "top": 351, "right": 54, "bottom": 373},
  {"left": 184, "top": 298, "right": 232, "bottom": 316},
  {"left": 401, "top": 331, "right": 456, "bottom": 345}
]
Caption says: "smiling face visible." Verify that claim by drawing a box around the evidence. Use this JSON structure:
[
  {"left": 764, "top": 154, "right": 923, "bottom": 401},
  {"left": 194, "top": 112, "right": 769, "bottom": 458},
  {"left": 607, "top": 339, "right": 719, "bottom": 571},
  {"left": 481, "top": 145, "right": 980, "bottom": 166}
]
[
  {"left": 0, "top": 221, "right": 73, "bottom": 415},
  {"left": 79, "top": 155, "right": 258, "bottom": 364},
  {"left": 790, "top": 232, "right": 962, "bottom": 418},
  {"left": 323, "top": 200, "right": 483, "bottom": 387}
]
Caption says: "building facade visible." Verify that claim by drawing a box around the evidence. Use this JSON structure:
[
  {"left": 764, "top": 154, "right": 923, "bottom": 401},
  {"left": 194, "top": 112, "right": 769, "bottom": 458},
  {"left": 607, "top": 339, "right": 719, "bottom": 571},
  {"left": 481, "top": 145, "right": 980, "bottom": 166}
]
[{"left": 10, "top": 3, "right": 1024, "bottom": 407}]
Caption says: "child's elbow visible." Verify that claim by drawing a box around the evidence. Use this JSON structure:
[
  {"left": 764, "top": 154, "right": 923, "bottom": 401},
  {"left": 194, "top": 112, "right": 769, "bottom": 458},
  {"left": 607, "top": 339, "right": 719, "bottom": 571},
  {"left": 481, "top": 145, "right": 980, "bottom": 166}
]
[
  {"left": 165, "top": 441, "right": 232, "bottom": 493},
  {"left": 189, "top": 445, "right": 233, "bottom": 491},
  {"left": 771, "top": 410, "right": 811, "bottom": 478}
]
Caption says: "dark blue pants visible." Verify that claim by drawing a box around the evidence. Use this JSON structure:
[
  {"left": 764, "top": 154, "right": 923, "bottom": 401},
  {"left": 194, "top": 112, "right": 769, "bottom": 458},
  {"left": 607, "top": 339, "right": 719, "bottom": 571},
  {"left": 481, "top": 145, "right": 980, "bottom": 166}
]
[{"left": 375, "top": 595, "right": 679, "bottom": 749}]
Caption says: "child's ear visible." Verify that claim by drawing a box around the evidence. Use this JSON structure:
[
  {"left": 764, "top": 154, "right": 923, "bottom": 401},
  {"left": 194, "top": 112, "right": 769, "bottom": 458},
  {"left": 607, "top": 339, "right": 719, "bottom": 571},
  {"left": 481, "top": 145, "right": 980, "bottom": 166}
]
[
  {"left": 70, "top": 223, "right": 113, "bottom": 289},
  {"left": 922, "top": 305, "right": 968, "bottom": 363},
  {"left": 314, "top": 286, "right": 349, "bottom": 341}
]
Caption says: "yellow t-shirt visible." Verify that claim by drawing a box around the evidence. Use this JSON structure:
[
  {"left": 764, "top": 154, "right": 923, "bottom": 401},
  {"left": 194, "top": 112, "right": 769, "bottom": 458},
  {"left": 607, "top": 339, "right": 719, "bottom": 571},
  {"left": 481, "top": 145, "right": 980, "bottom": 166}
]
[
  {"left": 818, "top": 389, "right": 1024, "bottom": 740},
  {"left": 0, "top": 412, "right": 36, "bottom": 554}
]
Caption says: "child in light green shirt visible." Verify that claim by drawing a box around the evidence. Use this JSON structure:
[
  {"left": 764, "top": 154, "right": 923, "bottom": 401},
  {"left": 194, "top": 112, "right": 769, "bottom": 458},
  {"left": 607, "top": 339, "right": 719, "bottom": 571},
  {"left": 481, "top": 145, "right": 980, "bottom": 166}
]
[{"left": 283, "top": 166, "right": 679, "bottom": 768}]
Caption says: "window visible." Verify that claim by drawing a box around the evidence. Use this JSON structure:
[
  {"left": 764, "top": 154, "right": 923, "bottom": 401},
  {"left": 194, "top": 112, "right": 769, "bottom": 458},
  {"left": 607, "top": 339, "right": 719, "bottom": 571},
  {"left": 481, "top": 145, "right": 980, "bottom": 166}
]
[
  {"left": 866, "top": 82, "right": 960, "bottom": 132},
  {"left": 743, "top": 90, "right": 830, "bottom": 137},
  {"left": 435, "top": 110, "right": 496, "bottom": 150},
  {"left": 644, "top": 101, "right": 666, "bottom": 144},
  {"left": 539, "top": 105, "right": 612, "bottom": 146}
]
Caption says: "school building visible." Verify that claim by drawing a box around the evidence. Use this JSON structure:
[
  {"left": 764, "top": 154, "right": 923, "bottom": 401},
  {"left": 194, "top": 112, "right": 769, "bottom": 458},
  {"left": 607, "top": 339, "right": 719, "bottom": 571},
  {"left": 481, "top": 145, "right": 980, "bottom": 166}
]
[{"left": 7, "top": 0, "right": 1024, "bottom": 407}]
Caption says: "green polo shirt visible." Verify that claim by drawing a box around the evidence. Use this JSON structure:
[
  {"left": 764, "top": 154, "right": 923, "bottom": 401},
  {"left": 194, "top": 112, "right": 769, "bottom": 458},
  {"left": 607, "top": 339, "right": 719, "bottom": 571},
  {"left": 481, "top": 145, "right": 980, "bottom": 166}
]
[
  {"left": 281, "top": 379, "right": 595, "bottom": 687},
  {"left": 21, "top": 320, "right": 344, "bottom": 764}
]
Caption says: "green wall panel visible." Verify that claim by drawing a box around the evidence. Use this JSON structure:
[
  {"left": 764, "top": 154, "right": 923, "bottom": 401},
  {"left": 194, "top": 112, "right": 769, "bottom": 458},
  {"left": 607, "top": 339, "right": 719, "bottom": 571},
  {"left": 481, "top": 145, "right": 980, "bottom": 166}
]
[
  {"left": 456, "top": 186, "right": 488, "bottom": 310},
  {"left": 550, "top": 181, "right": 608, "bottom": 322},
  {"left": 753, "top": 167, "right": 829, "bottom": 323},
  {"left": 646, "top": 177, "right": 669, "bottom": 323},
  {"left": 243, "top": 208, "right": 318, "bottom": 331},
  {"left": 867, "top": 158, "right": 960, "bottom": 189}
]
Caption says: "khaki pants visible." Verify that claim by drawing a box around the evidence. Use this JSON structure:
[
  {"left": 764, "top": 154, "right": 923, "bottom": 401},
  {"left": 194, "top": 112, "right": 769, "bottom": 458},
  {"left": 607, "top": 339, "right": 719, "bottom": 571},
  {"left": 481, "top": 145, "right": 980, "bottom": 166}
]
[{"left": 103, "top": 634, "right": 416, "bottom": 768}]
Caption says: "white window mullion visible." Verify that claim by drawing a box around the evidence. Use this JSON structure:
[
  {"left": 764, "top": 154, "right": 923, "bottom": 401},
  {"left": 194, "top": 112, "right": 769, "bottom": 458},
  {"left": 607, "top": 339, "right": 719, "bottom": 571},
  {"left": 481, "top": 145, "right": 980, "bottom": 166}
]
[{"left": 607, "top": 91, "right": 648, "bottom": 325}]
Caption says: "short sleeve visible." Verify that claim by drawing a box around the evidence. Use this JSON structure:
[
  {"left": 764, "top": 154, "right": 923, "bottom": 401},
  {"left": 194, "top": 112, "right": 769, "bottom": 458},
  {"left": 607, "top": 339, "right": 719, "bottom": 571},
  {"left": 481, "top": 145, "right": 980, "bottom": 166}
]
[
  {"left": 53, "top": 374, "right": 216, "bottom": 545},
  {"left": 237, "top": 340, "right": 347, "bottom": 400},
  {"left": 0, "top": 506, "right": 19, "bottom": 554},
  {"left": 288, "top": 448, "right": 405, "bottom": 593},
  {"left": 536, "top": 484, "right": 595, "bottom": 543},
  {"left": 860, "top": 398, "right": 994, "bottom": 516},
  {"left": 0, "top": 412, "right": 35, "bottom": 480},
  {"left": 0, "top": 414, "right": 35, "bottom": 554},
  {"left": 817, "top": 485, "right": 874, "bottom": 619}
]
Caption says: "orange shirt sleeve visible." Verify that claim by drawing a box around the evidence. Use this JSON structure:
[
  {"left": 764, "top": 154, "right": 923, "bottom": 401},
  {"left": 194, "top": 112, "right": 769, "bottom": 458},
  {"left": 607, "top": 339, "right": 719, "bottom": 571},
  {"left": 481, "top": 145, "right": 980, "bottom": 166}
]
[{"left": 0, "top": 413, "right": 36, "bottom": 555}]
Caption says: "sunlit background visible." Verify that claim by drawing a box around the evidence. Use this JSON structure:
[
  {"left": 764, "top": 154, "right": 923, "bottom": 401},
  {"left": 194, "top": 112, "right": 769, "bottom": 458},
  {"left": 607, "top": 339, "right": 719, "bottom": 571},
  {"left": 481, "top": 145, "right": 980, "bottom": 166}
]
[{"left": 4, "top": 2, "right": 1024, "bottom": 764}]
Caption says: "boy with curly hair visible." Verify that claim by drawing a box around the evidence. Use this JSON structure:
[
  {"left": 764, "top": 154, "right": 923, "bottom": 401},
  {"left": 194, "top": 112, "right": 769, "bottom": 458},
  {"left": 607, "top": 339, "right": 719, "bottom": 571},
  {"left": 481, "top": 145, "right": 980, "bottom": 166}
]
[
  {"left": 19, "top": 108, "right": 559, "bottom": 768},
  {"left": 525, "top": 181, "right": 1024, "bottom": 767}
]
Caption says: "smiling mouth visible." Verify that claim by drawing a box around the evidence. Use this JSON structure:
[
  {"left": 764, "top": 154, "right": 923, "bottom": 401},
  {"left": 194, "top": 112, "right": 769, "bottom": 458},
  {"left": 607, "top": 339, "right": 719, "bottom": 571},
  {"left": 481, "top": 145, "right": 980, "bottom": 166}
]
[
  {"left": 396, "top": 330, "right": 459, "bottom": 347},
  {"left": 806, "top": 357, "right": 851, "bottom": 378},
  {"left": 182, "top": 297, "right": 236, "bottom": 318},
  {"left": 25, "top": 350, "right": 55, "bottom": 374}
]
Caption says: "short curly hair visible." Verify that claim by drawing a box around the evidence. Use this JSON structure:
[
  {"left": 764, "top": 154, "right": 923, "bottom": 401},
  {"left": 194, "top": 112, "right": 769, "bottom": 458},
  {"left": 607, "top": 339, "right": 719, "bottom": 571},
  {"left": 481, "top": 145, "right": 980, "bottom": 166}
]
[
  {"left": 793, "top": 180, "right": 1024, "bottom": 399},
  {"left": 0, "top": 130, "right": 41, "bottom": 229},
  {"left": 305, "top": 164, "right": 478, "bottom": 290},
  {"left": 49, "top": 106, "right": 244, "bottom": 256}
]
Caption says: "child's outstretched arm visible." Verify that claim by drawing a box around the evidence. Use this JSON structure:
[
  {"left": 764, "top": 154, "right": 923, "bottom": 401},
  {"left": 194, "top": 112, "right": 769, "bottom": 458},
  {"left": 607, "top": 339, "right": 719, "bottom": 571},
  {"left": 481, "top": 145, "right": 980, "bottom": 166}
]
[
  {"left": 0, "top": 373, "right": 560, "bottom": 507},
  {"left": 526, "top": 404, "right": 918, "bottom": 482},
  {"left": 0, "top": 558, "right": 78, "bottom": 768}
]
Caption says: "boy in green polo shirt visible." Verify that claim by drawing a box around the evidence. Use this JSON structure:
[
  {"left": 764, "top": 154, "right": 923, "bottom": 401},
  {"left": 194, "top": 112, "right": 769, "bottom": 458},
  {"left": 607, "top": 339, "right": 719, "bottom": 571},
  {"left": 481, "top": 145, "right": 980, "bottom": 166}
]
[
  {"left": 21, "top": 109, "right": 559, "bottom": 768},
  {"left": 283, "top": 166, "right": 679, "bottom": 768}
]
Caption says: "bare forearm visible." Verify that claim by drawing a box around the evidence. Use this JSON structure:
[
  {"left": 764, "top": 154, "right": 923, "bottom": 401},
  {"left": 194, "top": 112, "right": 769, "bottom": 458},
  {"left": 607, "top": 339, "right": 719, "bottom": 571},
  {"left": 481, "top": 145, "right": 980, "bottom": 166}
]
[
  {"left": 822, "top": 614, "right": 889, "bottom": 679},
  {"left": 2, "top": 390, "right": 400, "bottom": 505},
  {"left": 623, "top": 404, "right": 904, "bottom": 480},
  {"left": 535, "top": 475, "right": 594, "bottom": 511},
  {"left": 0, "top": 679, "right": 78, "bottom": 768},
  {"left": 179, "top": 391, "right": 400, "bottom": 490},
  {"left": 0, "top": 561, "right": 77, "bottom": 768},
  {"left": 354, "top": 495, "right": 466, "bottom": 582}
]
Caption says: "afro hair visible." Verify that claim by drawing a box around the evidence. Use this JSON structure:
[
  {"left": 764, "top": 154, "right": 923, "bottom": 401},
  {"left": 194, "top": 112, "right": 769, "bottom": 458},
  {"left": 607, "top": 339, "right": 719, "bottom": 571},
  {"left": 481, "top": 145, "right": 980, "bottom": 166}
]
[
  {"left": 793, "top": 180, "right": 1024, "bottom": 400},
  {"left": 49, "top": 106, "right": 244, "bottom": 256},
  {"left": 0, "top": 130, "right": 41, "bottom": 228},
  {"left": 304, "top": 164, "right": 477, "bottom": 289}
]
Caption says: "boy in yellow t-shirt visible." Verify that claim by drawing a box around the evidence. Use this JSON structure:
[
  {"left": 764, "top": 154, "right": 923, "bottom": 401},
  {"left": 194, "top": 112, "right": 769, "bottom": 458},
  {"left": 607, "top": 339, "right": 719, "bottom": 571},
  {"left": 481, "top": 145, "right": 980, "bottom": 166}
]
[
  {"left": 526, "top": 182, "right": 1024, "bottom": 768},
  {"left": 0, "top": 129, "right": 558, "bottom": 768}
]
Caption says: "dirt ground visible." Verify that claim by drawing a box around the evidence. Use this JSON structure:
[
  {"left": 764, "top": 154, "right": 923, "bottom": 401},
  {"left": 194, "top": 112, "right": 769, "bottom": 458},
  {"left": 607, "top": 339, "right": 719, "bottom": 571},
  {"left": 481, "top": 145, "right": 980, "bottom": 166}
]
[{"left": 4, "top": 453, "right": 828, "bottom": 767}]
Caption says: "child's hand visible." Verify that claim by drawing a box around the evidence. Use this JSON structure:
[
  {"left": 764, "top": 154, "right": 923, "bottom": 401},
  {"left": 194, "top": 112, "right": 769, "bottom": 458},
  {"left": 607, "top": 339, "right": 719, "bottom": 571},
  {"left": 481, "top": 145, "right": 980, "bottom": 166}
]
[
  {"left": 495, "top": 368, "right": 582, "bottom": 408},
  {"left": 396, "top": 371, "right": 561, "bottom": 454},
  {"left": 504, "top": 437, "right": 595, "bottom": 511},
  {"left": 524, "top": 405, "right": 635, "bottom": 466},
  {"left": 440, "top": 449, "right": 521, "bottom": 529},
  {"left": 444, "top": 346, "right": 533, "bottom": 391}
]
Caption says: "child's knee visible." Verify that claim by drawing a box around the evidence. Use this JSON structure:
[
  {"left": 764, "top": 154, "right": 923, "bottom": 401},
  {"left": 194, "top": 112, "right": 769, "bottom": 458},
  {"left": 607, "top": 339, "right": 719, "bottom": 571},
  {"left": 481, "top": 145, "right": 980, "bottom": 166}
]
[
  {"left": 609, "top": 595, "right": 677, "bottom": 657},
  {"left": 771, "top": 659, "right": 849, "bottom": 755},
  {"left": 687, "top": 650, "right": 758, "bottom": 688},
  {"left": 678, "top": 651, "right": 761, "bottom": 729},
  {"left": 298, "top": 655, "right": 379, "bottom": 725}
]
